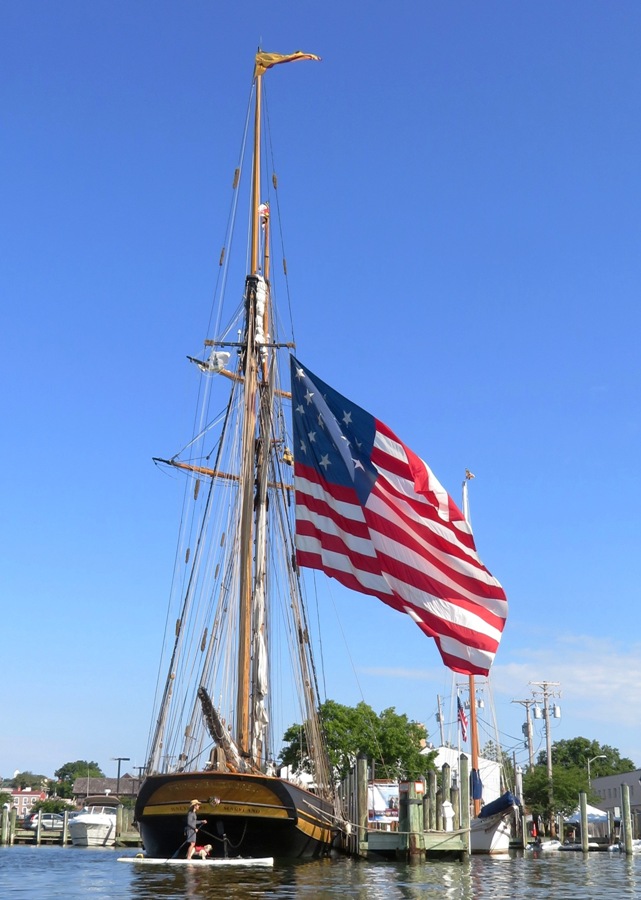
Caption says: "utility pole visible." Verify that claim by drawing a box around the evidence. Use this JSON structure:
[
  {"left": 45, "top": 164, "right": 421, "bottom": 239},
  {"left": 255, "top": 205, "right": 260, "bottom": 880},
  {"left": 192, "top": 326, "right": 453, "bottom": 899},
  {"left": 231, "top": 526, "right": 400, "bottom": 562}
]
[
  {"left": 511, "top": 698, "right": 536, "bottom": 768},
  {"left": 436, "top": 695, "right": 446, "bottom": 747},
  {"left": 530, "top": 682, "right": 561, "bottom": 837}
]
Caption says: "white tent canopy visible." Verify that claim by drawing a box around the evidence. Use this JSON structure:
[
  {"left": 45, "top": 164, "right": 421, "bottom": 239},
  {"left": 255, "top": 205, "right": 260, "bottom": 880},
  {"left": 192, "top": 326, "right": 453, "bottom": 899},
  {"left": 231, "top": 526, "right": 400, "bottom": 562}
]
[
  {"left": 565, "top": 804, "right": 609, "bottom": 839},
  {"left": 566, "top": 804, "right": 608, "bottom": 824}
]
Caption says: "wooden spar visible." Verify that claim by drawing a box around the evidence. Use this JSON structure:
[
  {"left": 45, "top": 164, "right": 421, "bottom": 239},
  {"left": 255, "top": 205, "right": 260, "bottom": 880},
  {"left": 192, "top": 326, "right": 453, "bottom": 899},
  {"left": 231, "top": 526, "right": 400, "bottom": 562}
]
[
  {"left": 250, "top": 72, "right": 262, "bottom": 280},
  {"left": 261, "top": 207, "right": 270, "bottom": 382},
  {"left": 153, "top": 457, "right": 292, "bottom": 491},
  {"left": 197, "top": 355, "right": 292, "bottom": 398},
  {"left": 235, "top": 69, "right": 263, "bottom": 756},
  {"left": 462, "top": 473, "right": 482, "bottom": 817},
  {"left": 469, "top": 674, "right": 481, "bottom": 817}
]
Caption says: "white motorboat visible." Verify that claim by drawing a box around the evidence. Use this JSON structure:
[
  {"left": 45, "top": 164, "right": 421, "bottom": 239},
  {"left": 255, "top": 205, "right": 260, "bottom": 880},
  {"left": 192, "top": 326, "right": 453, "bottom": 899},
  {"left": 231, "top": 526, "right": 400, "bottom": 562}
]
[{"left": 69, "top": 805, "right": 118, "bottom": 847}]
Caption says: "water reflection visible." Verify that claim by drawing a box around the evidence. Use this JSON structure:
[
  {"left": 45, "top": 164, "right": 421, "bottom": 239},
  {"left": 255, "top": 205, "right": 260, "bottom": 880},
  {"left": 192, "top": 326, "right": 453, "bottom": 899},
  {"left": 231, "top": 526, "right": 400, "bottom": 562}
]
[
  {"left": 124, "top": 856, "right": 480, "bottom": 900},
  {"left": 2, "top": 844, "right": 640, "bottom": 899}
]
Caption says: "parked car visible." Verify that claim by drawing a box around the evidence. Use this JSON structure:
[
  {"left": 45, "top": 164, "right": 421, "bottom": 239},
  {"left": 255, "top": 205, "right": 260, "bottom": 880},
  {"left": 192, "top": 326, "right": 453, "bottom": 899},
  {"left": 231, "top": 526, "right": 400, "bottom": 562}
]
[{"left": 25, "top": 813, "right": 65, "bottom": 830}]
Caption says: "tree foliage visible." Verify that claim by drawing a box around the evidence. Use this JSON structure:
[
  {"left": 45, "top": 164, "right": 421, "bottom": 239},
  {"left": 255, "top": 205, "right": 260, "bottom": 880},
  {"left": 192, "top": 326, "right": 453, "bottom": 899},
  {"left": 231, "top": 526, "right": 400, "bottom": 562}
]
[
  {"left": 523, "top": 764, "right": 587, "bottom": 819},
  {"left": 281, "top": 699, "right": 435, "bottom": 782},
  {"left": 53, "top": 760, "right": 104, "bottom": 798},
  {"left": 523, "top": 736, "right": 635, "bottom": 824},
  {"left": 0, "top": 791, "right": 12, "bottom": 808},
  {"left": 537, "top": 737, "right": 635, "bottom": 775},
  {"left": 29, "top": 798, "right": 74, "bottom": 816},
  {"left": 12, "top": 771, "right": 47, "bottom": 791}
]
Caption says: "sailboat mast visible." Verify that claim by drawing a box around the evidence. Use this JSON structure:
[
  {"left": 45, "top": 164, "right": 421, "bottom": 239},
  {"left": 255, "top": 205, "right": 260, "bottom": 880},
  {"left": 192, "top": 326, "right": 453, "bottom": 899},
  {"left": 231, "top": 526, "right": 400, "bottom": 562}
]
[
  {"left": 462, "top": 472, "right": 482, "bottom": 816},
  {"left": 468, "top": 673, "right": 481, "bottom": 816},
  {"left": 236, "top": 69, "right": 264, "bottom": 756}
]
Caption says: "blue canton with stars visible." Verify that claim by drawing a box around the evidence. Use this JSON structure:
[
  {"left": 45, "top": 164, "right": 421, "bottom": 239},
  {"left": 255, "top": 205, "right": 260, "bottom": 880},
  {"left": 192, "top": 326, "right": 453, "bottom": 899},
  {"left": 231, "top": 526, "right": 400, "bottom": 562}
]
[{"left": 290, "top": 356, "right": 378, "bottom": 506}]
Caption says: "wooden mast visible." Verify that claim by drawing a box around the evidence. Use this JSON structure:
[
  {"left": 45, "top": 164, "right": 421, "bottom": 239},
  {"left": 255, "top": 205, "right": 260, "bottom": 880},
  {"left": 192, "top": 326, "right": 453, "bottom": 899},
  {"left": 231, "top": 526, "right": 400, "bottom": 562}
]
[
  {"left": 235, "top": 49, "right": 320, "bottom": 762},
  {"left": 469, "top": 674, "right": 481, "bottom": 816},
  {"left": 235, "top": 65, "right": 263, "bottom": 757},
  {"left": 462, "top": 471, "right": 482, "bottom": 816}
]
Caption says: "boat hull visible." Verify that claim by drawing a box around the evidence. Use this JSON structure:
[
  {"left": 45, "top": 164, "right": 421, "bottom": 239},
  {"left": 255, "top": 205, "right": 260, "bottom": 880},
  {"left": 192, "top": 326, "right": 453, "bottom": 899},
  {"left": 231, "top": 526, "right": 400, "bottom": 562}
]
[
  {"left": 135, "top": 771, "right": 336, "bottom": 860},
  {"left": 469, "top": 813, "right": 512, "bottom": 854},
  {"left": 69, "top": 818, "right": 116, "bottom": 847}
]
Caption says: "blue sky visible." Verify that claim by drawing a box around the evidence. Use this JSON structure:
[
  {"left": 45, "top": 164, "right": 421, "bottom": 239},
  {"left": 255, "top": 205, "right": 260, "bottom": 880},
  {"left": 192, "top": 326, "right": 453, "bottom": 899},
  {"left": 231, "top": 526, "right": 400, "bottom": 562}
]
[{"left": 2, "top": 1, "right": 640, "bottom": 783}]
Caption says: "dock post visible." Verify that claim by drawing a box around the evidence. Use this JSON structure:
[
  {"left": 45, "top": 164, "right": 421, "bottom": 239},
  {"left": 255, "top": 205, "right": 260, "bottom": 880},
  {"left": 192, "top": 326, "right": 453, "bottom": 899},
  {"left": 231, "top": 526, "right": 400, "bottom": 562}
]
[
  {"left": 346, "top": 766, "right": 354, "bottom": 856},
  {"left": 9, "top": 808, "right": 16, "bottom": 845},
  {"left": 441, "top": 763, "right": 451, "bottom": 803},
  {"left": 116, "top": 805, "right": 124, "bottom": 844},
  {"left": 579, "top": 791, "right": 589, "bottom": 852},
  {"left": 427, "top": 769, "right": 437, "bottom": 830},
  {"left": 398, "top": 781, "right": 410, "bottom": 859},
  {"left": 356, "top": 755, "right": 368, "bottom": 858},
  {"left": 459, "top": 753, "right": 470, "bottom": 854},
  {"left": 398, "top": 781, "right": 425, "bottom": 861},
  {"left": 450, "top": 784, "right": 460, "bottom": 832},
  {"left": 1, "top": 805, "right": 8, "bottom": 846},
  {"left": 520, "top": 812, "right": 528, "bottom": 849},
  {"left": 622, "top": 783, "right": 633, "bottom": 855},
  {"left": 408, "top": 781, "right": 425, "bottom": 861}
]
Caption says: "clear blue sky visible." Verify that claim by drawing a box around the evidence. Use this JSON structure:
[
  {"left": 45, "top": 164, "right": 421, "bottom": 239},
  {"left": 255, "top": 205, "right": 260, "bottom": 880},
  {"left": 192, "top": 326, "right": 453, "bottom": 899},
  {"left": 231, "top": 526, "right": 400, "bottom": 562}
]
[{"left": 2, "top": 1, "right": 640, "bottom": 782}]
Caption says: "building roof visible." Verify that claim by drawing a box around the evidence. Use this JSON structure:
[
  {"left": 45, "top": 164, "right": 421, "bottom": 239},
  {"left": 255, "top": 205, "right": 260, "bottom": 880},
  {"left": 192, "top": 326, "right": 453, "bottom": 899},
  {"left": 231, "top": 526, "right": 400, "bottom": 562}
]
[{"left": 71, "top": 775, "right": 139, "bottom": 798}]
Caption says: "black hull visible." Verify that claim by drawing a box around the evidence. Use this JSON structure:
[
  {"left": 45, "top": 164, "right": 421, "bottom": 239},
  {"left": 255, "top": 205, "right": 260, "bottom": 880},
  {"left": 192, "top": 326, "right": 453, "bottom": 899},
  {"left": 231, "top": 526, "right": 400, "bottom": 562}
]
[{"left": 135, "top": 771, "right": 336, "bottom": 860}]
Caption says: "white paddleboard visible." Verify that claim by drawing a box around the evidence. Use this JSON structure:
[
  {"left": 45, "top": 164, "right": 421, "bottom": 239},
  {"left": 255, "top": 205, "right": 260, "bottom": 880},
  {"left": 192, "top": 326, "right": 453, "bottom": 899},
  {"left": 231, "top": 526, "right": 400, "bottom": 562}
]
[{"left": 117, "top": 855, "right": 274, "bottom": 867}]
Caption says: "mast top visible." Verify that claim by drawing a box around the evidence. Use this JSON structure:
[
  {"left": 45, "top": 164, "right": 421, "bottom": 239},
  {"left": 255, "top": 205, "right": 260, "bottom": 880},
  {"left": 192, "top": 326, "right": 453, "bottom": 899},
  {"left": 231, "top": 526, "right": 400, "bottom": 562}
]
[{"left": 254, "top": 50, "right": 321, "bottom": 80}]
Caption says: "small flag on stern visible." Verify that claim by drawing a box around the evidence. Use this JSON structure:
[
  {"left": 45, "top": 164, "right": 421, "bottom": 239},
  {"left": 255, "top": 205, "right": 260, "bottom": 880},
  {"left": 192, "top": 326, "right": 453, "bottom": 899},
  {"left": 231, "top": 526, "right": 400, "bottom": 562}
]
[
  {"left": 457, "top": 696, "right": 469, "bottom": 743},
  {"left": 290, "top": 356, "right": 507, "bottom": 677}
]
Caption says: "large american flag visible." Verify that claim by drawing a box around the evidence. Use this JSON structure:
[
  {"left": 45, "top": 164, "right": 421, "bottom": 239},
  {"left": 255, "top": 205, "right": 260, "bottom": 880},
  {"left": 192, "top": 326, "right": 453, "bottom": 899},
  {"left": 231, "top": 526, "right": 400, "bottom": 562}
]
[{"left": 290, "top": 357, "right": 507, "bottom": 676}]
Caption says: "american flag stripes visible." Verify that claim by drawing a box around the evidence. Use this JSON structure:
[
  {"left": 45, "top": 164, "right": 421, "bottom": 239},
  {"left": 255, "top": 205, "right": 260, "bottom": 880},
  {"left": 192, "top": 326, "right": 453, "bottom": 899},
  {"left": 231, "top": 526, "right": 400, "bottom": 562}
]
[
  {"left": 290, "top": 357, "right": 507, "bottom": 676},
  {"left": 457, "top": 696, "right": 469, "bottom": 742}
]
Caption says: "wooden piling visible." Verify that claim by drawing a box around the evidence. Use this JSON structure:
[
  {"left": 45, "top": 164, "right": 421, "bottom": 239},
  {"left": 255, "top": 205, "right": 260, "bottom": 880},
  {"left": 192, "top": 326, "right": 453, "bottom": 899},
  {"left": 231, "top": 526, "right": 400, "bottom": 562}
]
[
  {"left": 396, "top": 780, "right": 425, "bottom": 861},
  {"left": 1, "top": 806, "right": 8, "bottom": 845},
  {"left": 356, "top": 755, "right": 368, "bottom": 856},
  {"left": 622, "top": 782, "right": 633, "bottom": 855},
  {"left": 579, "top": 791, "right": 589, "bottom": 852},
  {"left": 427, "top": 769, "right": 437, "bottom": 830},
  {"left": 459, "top": 753, "right": 470, "bottom": 854},
  {"left": 450, "top": 785, "right": 460, "bottom": 832},
  {"left": 520, "top": 812, "right": 528, "bottom": 850}
]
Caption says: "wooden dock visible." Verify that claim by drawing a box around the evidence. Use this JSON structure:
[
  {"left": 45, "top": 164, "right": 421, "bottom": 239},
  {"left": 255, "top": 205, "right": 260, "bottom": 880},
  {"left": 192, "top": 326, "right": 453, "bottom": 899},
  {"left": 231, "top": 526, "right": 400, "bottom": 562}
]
[
  {"left": 1, "top": 807, "right": 142, "bottom": 848},
  {"left": 338, "top": 754, "right": 471, "bottom": 861}
]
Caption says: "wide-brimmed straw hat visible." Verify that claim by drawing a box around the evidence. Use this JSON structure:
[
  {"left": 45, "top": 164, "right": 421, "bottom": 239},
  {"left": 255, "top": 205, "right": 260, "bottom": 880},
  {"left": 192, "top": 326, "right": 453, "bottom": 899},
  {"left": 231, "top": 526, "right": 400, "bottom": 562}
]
[{"left": 190, "top": 799, "right": 201, "bottom": 807}]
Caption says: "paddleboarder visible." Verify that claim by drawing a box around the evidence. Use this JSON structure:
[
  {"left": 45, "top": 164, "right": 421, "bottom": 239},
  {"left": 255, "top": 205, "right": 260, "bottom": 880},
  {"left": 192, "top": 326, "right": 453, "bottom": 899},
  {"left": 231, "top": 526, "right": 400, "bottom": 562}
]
[{"left": 185, "top": 800, "right": 207, "bottom": 859}]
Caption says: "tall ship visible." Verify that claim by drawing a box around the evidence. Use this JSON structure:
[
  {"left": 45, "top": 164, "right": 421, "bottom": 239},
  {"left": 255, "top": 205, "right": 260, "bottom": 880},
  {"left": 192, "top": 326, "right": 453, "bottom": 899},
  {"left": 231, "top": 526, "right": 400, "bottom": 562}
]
[{"left": 135, "top": 50, "right": 508, "bottom": 861}]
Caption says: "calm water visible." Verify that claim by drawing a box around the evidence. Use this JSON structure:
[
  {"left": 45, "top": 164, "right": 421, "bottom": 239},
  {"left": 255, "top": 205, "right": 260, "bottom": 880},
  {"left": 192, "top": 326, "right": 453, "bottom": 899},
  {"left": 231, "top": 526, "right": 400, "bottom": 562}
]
[{"left": 1, "top": 846, "right": 639, "bottom": 898}]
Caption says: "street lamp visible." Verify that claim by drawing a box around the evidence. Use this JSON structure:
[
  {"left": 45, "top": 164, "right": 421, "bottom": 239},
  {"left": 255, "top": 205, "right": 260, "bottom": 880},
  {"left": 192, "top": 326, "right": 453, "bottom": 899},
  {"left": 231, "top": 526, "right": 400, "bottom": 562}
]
[
  {"left": 587, "top": 754, "right": 606, "bottom": 789},
  {"left": 112, "top": 757, "right": 130, "bottom": 798}
]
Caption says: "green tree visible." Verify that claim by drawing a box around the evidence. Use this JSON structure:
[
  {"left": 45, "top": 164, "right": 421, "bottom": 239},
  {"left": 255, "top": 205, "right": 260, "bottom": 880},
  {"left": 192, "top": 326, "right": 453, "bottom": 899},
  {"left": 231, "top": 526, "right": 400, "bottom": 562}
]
[
  {"left": 12, "top": 771, "right": 48, "bottom": 791},
  {"left": 537, "top": 737, "right": 635, "bottom": 777},
  {"left": 281, "top": 700, "right": 435, "bottom": 782},
  {"left": 523, "top": 736, "right": 635, "bottom": 831},
  {"left": 0, "top": 791, "right": 12, "bottom": 808},
  {"left": 54, "top": 760, "right": 104, "bottom": 799},
  {"left": 523, "top": 763, "right": 586, "bottom": 822}
]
